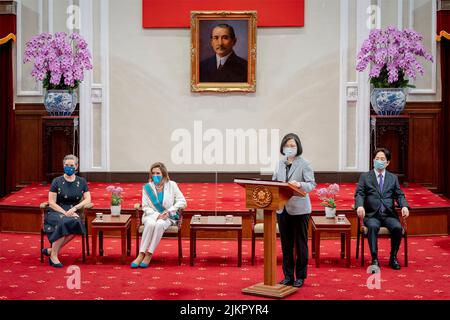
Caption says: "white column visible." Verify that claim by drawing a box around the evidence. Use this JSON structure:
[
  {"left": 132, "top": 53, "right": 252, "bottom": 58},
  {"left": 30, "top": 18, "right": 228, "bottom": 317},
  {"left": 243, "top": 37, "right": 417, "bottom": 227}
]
[
  {"left": 340, "top": 0, "right": 371, "bottom": 171},
  {"left": 78, "top": 0, "right": 110, "bottom": 172},
  {"left": 100, "top": 0, "right": 110, "bottom": 171},
  {"left": 78, "top": 0, "right": 93, "bottom": 172},
  {"left": 356, "top": 0, "right": 371, "bottom": 171},
  {"left": 339, "top": 0, "right": 349, "bottom": 170}
]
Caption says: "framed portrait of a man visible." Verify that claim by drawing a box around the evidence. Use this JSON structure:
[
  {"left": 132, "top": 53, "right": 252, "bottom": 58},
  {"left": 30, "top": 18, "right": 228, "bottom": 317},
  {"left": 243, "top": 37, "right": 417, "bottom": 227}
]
[{"left": 191, "top": 11, "right": 257, "bottom": 93}]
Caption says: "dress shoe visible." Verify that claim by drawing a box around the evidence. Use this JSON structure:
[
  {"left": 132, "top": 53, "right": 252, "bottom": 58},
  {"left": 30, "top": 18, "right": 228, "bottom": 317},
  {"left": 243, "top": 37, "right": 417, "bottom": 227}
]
[
  {"left": 279, "top": 278, "right": 294, "bottom": 286},
  {"left": 389, "top": 257, "right": 401, "bottom": 270},
  {"left": 41, "top": 248, "right": 50, "bottom": 257},
  {"left": 130, "top": 262, "right": 139, "bottom": 268},
  {"left": 369, "top": 258, "right": 380, "bottom": 274},
  {"left": 49, "top": 257, "right": 63, "bottom": 268},
  {"left": 139, "top": 262, "right": 149, "bottom": 268},
  {"left": 293, "top": 279, "right": 304, "bottom": 288}
]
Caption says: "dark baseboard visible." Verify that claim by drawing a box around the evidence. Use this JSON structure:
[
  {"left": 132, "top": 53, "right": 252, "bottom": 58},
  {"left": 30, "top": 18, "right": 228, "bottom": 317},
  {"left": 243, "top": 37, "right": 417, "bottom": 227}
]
[{"left": 79, "top": 171, "right": 363, "bottom": 183}]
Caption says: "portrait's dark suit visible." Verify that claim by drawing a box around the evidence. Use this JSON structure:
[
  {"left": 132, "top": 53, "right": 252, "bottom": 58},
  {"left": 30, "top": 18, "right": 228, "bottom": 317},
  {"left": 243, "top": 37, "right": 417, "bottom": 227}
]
[
  {"left": 354, "top": 170, "right": 409, "bottom": 260},
  {"left": 199, "top": 51, "right": 248, "bottom": 82}
]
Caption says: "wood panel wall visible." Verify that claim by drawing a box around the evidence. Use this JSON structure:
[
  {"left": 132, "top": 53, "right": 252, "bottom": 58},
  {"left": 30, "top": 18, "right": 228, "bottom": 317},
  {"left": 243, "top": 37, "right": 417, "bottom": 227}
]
[
  {"left": 14, "top": 104, "right": 47, "bottom": 188},
  {"left": 14, "top": 103, "right": 445, "bottom": 193},
  {"left": 14, "top": 104, "right": 80, "bottom": 189},
  {"left": 404, "top": 102, "right": 443, "bottom": 193}
]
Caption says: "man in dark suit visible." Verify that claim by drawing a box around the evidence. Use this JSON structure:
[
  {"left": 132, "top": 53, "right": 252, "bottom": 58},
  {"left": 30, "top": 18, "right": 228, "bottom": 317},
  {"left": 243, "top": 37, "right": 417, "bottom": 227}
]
[
  {"left": 199, "top": 24, "right": 248, "bottom": 83},
  {"left": 354, "top": 148, "right": 409, "bottom": 270}
]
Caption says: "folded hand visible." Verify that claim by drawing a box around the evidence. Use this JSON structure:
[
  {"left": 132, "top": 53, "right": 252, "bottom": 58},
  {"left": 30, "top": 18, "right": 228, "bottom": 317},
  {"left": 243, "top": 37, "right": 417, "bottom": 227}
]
[
  {"left": 66, "top": 207, "right": 77, "bottom": 216},
  {"left": 158, "top": 212, "right": 169, "bottom": 220}
]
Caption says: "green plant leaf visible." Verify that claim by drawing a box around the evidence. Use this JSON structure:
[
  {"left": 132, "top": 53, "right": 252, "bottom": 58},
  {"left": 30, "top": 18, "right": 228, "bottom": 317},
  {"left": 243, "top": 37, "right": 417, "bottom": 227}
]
[{"left": 369, "top": 65, "right": 411, "bottom": 88}]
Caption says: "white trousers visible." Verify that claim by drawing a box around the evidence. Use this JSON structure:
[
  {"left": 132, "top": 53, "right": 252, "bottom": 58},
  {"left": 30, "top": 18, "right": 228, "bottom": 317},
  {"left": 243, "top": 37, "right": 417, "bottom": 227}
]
[{"left": 139, "top": 218, "right": 171, "bottom": 254}]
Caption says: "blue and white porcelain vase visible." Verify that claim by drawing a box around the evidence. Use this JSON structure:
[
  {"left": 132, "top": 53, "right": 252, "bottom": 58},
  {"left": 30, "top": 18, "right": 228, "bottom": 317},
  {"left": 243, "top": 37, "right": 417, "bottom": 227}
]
[
  {"left": 44, "top": 89, "right": 78, "bottom": 116},
  {"left": 370, "top": 88, "right": 407, "bottom": 116}
]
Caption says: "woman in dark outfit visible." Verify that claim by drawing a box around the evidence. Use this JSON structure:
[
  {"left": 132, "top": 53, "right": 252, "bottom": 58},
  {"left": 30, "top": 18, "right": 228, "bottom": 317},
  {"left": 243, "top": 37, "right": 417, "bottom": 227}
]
[{"left": 43, "top": 154, "right": 91, "bottom": 268}]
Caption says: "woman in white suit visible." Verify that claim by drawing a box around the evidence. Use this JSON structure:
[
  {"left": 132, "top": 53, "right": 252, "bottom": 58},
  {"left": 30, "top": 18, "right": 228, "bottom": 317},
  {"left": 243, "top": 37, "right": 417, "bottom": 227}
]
[
  {"left": 273, "top": 133, "right": 316, "bottom": 288},
  {"left": 131, "top": 162, "right": 187, "bottom": 268}
]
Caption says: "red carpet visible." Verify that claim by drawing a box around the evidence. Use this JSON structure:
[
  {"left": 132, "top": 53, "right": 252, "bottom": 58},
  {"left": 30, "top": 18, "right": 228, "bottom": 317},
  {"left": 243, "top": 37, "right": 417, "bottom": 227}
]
[
  {"left": 1, "top": 232, "right": 450, "bottom": 300},
  {"left": 1, "top": 182, "right": 449, "bottom": 212}
]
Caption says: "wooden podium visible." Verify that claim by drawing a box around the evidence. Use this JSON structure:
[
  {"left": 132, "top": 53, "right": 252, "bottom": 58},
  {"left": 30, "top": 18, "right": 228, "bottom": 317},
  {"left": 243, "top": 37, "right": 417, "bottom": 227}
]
[{"left": 234, "top": 178, "right": 306, "bottom": 298}]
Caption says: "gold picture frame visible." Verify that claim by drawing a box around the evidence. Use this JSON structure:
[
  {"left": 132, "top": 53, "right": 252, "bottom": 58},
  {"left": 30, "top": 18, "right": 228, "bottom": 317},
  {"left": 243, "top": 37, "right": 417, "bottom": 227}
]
[{"left": 190, "top": 11, "right": 257, "bottom": 93}]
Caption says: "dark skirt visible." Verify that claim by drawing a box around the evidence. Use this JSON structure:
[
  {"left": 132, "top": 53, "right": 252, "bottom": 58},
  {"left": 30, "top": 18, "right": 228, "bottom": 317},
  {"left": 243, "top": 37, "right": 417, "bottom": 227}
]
[{"left": 44, "top": 211, "right": 86, "bottom": 244}]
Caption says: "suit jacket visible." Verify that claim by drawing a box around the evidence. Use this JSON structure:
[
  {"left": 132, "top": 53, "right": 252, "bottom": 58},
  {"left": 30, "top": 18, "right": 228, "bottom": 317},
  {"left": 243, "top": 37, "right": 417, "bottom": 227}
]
[
  {"left": 142, "top": 181, "right": 187, "bottom": 225},
  {"left": 354, "top": 170, "right": 409, "bottom": 218},
  {"left": 272, "top": 156, "right": 317, "bottom": 215},
  {"left": 199, "top": 51, "right": 248, "bottom": 82}
]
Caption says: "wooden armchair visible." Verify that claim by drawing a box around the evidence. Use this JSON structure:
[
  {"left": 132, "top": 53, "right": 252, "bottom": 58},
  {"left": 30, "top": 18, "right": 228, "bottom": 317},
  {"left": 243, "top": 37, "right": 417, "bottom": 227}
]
[
  {"left": 134, "top": 203, "right": 183, "bottom": 265},
  {"left": 251, "top": 208, "right": 278, "bottom": 265},
  {"left": 39, "top": 201, "right": 93, "bottom": 263},
  {"left": 355, "top": 212, "right": 408, "bottom": 267}
]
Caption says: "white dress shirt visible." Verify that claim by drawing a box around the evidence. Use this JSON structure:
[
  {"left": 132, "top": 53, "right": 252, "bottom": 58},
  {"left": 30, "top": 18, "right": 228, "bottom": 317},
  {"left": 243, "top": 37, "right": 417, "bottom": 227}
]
[
  {"left": 374, "top": 169, "right": 386, "bottom": 189},
  {"left": 216, "top": 52, "right": 232, "bottom": 69}
]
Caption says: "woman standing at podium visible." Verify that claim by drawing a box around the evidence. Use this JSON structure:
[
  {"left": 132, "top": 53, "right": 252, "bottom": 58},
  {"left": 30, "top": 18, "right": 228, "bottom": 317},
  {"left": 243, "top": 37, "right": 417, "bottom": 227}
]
[{"left": 273, "top": 133, "right": 316, "bottom": 288}]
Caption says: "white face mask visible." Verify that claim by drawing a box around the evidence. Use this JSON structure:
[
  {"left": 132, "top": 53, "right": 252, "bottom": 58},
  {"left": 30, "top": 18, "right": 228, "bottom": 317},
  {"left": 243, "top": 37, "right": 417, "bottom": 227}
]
[{"left": 283, "top": 147, "right": 297, "bottom": 157}]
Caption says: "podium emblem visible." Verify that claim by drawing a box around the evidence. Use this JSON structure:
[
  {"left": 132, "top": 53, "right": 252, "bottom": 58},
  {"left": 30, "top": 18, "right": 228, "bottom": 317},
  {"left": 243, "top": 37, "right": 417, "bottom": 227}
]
[{"left": 252, "top": 186, "right": 272, "bottom": 208}]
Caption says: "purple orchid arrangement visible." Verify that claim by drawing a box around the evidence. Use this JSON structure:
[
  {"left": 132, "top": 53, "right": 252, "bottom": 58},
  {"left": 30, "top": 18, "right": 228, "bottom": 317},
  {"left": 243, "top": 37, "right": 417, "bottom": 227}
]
[
  {"left": 356, "top": 26, "right": 433, "bottom": 88},
  {"left": 316, "top": 183, "right": 339, "bottom": 209},
  {"left": 23, "top": 32, "right": 93, "bottom": 90},
  {"left": 106, "top": 185, "right": 123, "bottom": 206}
]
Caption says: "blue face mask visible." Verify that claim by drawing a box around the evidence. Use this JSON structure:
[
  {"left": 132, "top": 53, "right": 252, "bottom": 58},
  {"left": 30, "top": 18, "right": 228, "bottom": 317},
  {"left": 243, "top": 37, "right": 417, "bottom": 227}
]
[
  {"left": 64, "top": 166, "right": 76, "bottom": 176},
  {"left": 283, "top": 147, "right": 297, "bottom": 158},
  {"left": 152, "top": 175, "right": 162, "bottom": 184},
  {"left": 373, "top": 159, "right": 387, "bottom": 170}
]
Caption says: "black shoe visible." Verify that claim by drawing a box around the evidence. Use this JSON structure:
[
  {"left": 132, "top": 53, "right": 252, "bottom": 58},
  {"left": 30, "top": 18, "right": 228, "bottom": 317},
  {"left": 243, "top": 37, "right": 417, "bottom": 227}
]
[
  {"left": 389, "top": 257, "right": 401, "bottom": 270},
  {"left": 49, "top": 257, "right": 63, "bottom": 268},
  {"left": 41, "top": 248, "right": 50, "bottom": 257},
  {"left": 279, "top": 278, "right": 294, "bottom": 286},
  {"left": 369, "top": 258, "right": 380, "bottom": 273},
  {"left": 293, "top": 279, "right": 304, "bottom": 288}
]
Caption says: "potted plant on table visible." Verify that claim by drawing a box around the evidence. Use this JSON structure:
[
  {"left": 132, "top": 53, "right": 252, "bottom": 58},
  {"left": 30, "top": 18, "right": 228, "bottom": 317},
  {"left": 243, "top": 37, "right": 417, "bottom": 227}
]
[
  {"left": 316, "top": 183, "right": 340, "bottom": 218},
  {"left": 23, "top": 32, "right": 93, "bottom": 116},
  {"left": 107, "top": 185, "right": 123, "bottom": 216},
  {"left": 356, "top": 26, "right": 433, "bottom": 115}
]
